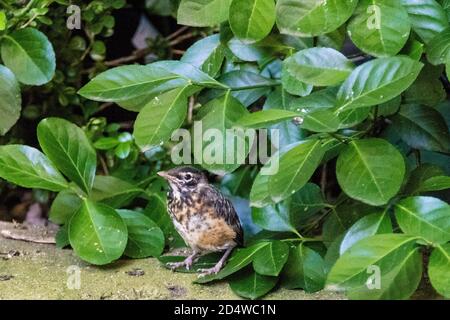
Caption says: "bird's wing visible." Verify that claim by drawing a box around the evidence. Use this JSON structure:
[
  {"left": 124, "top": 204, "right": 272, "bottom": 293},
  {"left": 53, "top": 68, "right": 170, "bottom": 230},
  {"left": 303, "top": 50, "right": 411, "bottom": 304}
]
[{"left": 205, "top": 186, "right": 244, "bottom": 246}]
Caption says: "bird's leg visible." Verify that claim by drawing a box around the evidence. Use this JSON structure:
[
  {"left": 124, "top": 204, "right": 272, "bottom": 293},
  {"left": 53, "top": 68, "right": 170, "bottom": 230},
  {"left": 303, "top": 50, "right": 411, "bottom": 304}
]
[
  {"left": 198, "top": 247, "right": 234, "bottom": 277},
  {"left": 167, "top": 251, "right": 200, "bottom": 271}
]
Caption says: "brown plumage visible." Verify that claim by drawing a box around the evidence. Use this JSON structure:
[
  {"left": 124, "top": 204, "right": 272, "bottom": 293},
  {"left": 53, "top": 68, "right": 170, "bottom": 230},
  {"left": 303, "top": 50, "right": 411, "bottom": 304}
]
[{"left": 158, "top": 166, "right": 243, "bottom": 276}]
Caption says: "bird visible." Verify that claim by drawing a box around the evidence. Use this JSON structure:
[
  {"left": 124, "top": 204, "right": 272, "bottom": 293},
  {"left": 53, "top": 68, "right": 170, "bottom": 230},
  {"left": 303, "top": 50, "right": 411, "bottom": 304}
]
[{"left": 157, "top": 166, "right": 243, "bottom": 276}]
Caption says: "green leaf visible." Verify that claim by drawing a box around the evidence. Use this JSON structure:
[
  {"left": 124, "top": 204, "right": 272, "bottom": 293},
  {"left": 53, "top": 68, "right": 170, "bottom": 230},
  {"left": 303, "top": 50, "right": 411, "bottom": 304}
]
[
  {"left": 134, "top": 87, "right": 188, "bottom": 151},
  {"left": 403, "top": 64, "right": 446, "bottom": 107},
  {"left": 37, "top": 118, "right": 97, "bottom": 194},
  {"left": 91, "top": 175, "right": 143, "bottom": 208},
  {"left": 68, "top": 200, "right": 127, "bottom": 265},
  {"left": 327, "top": 234, "right": 422, "bottom": 299},
  {"left": 78, "top": 65, "right": 181, "bottom": 102},
  {"left": 237, "top": 109, "right": 299, "bottom": 129},
  {"left": 196, "top": 242, "right": 268, "bottom": 283},
  {"left": 151, "top": 60, "right": 227, "bottom": 89},
  {"left": 269, "top": 139, "right": 326, "bottom": 203},
  {"left": 252, "top": 203, "right": 297, "bottom": 234},
  {"left": 0, "top": 11, "right": 6, "bottom": 31},
  {"left": 177, "top": 0, "right": 232, "bottom": 27},
  {"left": 285, "top": 48, "right": 354, "bottom": 86},
  {"left": 181, "top": 34, "right": 225, "bottom": 77},
  {"left": 340, "top": 212, "right": 393, "bottom": 254},
  {"left": 49, "top": 189, "right": 82, "bottom": 225},
  {"left": 401, "top": 0, "right": 449, "bottom": 43},
  {"left": 290, "top": 183, "right": 328, "bottom": 226},
  {"left": 427, "top": 28, "right": 450, "bottom": 65},
  {"left": 336, "top": 139, "right": 405, "bottom": 206},
  {"left": 94, "top": 137, "right": 119, "bottom": 150},
  {"left": 117, "top": 209, "right": 164, "bottom": 258},
  {"left": 403, "top": 163, "right": 446, "bottom": 195},
  {"left": 229, "top": 0, "right": 276, "bottom": 43},
  {"left": 428, "top": 244, "right": 450, "bottom": 298},
  {"left": 281, "top": 58, "right": 313, "bottom": 96},
  {"left": 393, "top": 104, "right": 450, "bottom": 153},
  {"left": 0, "top": 145, "right": 68, "bottom": 192},
  {"left": 194, "top": 91, "right": 250, "bottom": 174},
  {"left": 0, "top": 28, "right": 55, "bottom": 85},
  {"left": 419, "top": 176, "right": 450, "bottom": 193},
  {"left": 276, "top": 0, "right": 358, "bottom": 37},
  {"left": 348, "top": 0, "right": 411, "bottom": 57},
  {"left": 336, "top": 57, "right": 423, "bottom": 111},
  {"left": 281, "top": 244, "right": 326, "bottom": 293},
  {"left": 253, "top": 240, "right": 289, "bottom": 276},
  {"left": 395, "top": 196, "right": 450, "bottom": 244},
  {"left": 229, "top": 269, "right": 278, "bottom": 299},
  {"left": 55, "top": 224, "right": 70, "bottom": 249},
  {"left": 289, "top": 87, "right": 338, "bottom": 112},
  {"left": 0, "top": 65, "right": 21, "bottom": 135}
]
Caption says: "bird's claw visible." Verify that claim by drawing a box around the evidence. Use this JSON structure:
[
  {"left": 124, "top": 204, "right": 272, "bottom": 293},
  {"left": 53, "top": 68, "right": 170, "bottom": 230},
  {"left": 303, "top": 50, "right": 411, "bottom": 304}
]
[
  {"left": 197, "top": 265, "right": 222, "bottom": 277},
  {"left": 166, "top": 257, "right": 194, "bottom": 271}
]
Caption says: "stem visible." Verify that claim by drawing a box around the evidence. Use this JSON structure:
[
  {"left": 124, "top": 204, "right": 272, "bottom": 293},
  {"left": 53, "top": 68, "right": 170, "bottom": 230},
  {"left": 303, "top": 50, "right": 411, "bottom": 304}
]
[{"left": 328, "top": 132, "right": 348, "bottom": 144}]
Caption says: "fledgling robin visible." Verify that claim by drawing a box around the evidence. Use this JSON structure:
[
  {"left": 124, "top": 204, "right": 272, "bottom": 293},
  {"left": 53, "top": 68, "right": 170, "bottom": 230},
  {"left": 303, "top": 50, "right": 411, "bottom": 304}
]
[{"left": 157, "top": 167, "right": 243, "bottom": 276}]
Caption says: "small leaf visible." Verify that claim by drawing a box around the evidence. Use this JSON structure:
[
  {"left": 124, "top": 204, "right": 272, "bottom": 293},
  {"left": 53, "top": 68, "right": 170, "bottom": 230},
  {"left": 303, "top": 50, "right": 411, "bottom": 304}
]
[
  {"left": 117, "top": 209, "right": 165, "bottom": 258},
  {"left": 392, "top": 104, "right": 450, "bottom": 153},
  {"left": 94, "top": 137, "right": 119, "bottom": 150},
  {"left": 281, "top": 244, "right": 326, "bottom": 293},
  {"left": 252, "top": 203, "right": 297, "bottom": 234},
  {"left": 285, "top": 48, "right": 354, "bottom": 86},
  {"left": 0, "top": 145, "right": 68, "bottom": 192},
  {"left": 340, "top": 211, "right": 393, "bottom": 254},
  {"left": 327, "top": 234, "right": 422, "bottom": 299},
  {"left": 253, "top": 240, "right": 289, "bottom": 276},
  {"left": 229, "top": 269, "right": 278, "bottom": 299},
  {"left": 91, "top": 175, "right": 143, "bottom": 208},
  {"left": 419, "top": 176, "right": 450, "bottom": 193},
  {"left": 0, "top": 65, "right": 21, "bottom": 135},
  {"left": 237, "top": 109, "right": 299, "bottom": 129},
  {"left": 336, "top": 139, "right": 405, "bottom": 206},
  {"left": 336, "top": 57, "right": 423, "bottom": 111},
  {"left": 428, "top": 244, "right": 450, "bottom": 298},
  {"left": 395, "top": 196, "right": 450, "bottom": 244},
  {"left": 177, "top": 0, "right": 232, "bottom": 27},
  {"left": 229, "top": 0, "right": 276, "bottom": 43},
  {"left": 134, "top": 87, "right": 188, "bottom": 151},
  {"left": 68, "top": 200, "right": 127, "bottom": 265},
  {"left": 181, "top": 34, "right": 225, "bottom": 77},
  {"left": 1, "top": 28, "right": 55, "bottom": 85},
  {"left": 37, "top": 118, "right": 97, "bottom": 194},
  {"left": 49, "top": 189, "right": 82, "bottom": 225}
]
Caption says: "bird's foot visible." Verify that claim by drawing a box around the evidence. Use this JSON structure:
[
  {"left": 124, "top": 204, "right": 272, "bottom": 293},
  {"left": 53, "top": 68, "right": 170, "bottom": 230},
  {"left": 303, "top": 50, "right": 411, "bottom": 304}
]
[
  {"left": 167, "top": 255, "right": 196, "bottom": 271},
  {"left": 197, "top": 263, "right": 223, "bottom": 277}
]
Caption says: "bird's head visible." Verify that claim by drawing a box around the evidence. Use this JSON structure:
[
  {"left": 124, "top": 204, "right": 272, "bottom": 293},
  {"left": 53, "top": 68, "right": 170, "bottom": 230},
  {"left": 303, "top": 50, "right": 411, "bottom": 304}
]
[{"left": 157, "top": 166, "right": 208, "bottom": 191}]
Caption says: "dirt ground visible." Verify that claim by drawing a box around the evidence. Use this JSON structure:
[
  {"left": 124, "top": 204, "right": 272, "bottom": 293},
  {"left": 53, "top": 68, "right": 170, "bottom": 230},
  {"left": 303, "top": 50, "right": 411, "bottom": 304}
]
[{"left": 0, "top": 222, "right": 344, "bottom": 300}]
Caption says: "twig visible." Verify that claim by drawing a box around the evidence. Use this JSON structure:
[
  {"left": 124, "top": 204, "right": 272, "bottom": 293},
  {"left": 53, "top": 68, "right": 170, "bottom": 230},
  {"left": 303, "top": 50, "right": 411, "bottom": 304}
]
[
  {"left": 104, "top": 48, "right": 151, "bottom": 67},
  {"left": 166, "top": 26, "right": 189, "bottom": 41},
  {"left": 172, "top": 49, "right": 186, "bottom": 56},
  {"left": 99, "top": 155, "right": 109, "bottom": 175},
  {"left": 169, "top": 32, "right": 196, "bottom": 46}
]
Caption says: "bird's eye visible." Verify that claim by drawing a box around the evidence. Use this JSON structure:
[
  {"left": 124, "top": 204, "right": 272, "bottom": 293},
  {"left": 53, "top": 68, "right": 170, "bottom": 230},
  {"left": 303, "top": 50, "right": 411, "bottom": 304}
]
[{"left": 184, "top": 173, "right": 193, "bottom": 181}]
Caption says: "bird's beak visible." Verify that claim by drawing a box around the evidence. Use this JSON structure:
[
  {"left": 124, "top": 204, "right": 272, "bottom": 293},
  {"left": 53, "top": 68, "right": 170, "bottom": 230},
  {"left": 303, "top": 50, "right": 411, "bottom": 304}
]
[{"left": 157, "top": 171, "right": 172, "bottom": 181}]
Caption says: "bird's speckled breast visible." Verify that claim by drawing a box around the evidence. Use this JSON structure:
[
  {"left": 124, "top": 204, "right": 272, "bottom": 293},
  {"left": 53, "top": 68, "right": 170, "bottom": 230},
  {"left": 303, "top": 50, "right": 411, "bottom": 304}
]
[{"left": 167, "top": 187, "right": 237, "bottom": 253}]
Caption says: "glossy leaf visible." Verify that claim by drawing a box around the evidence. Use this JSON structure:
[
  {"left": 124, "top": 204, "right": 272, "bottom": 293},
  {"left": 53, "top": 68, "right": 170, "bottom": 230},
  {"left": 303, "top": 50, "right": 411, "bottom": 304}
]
[
  {"left": 117, "top": 210, "right": 165, "bottom": 258},
  {"left": 177, "top": 0, "right": 232, "bottom": 27},
  {"left": 419, "top": 176, "right": 450, "bottom": 193},
  {"left": 37, "top": 118, "right": 97, "bottom": 194},
  {"left": 395, "top": 196, "right": 450, "bottom": 244},
  {"left": 327, "top": 234, "right": 422, "bottom": 300},
  {"left": 0, "top": 65, "right": 21, "bottom": 135},
  {"left": 253, "top": 240, "right": 289, "bottom": 276},
  {"left": 68, "top": 200, "right": 127, "bottom": 265},
  {"left": 78, "top": 65, "right": 180, "bottom": 102},
  {"left": 427, "top": 28, "right": 450, "bottom": 65},
  {"left": 340, "top": 212, "right": 393, "bottom": 254},
  {"left": 91, "top": 175, "right": 143, "bottom": 208},
  {"left": 1, "top": 28, "right": 55, "bottom": 85},
  {"left": 348, "top": 0, "right": 411, "bottom": 57},
  {"left": 134, "top": 87, "right": 188, "bottom": 151},
  {"left": 276, "top": 0, "right": 358, "bottom": 37},
  {"left": 336, "top": 139, "right": 405, "bottom": 206},
  {"left": 393, "top": 104, "right": 450, "bottom": 153},
  {"left": 252, "top": 203, "right": 297, "bottom": 234},
  {"left": 285, "top": 48, "right": 354, "bottom": 86},
  {"left": 281, "top": 244, "right": 326, "bottom": 293},
  {"left": 401, "top": 0, "right": 449, "bottom": 43},
  {"left": 428, "top": 244, "right": 450, "bottom": 298},
  {"left": 229, "top": 0, "right": 275, "bottom": 43},
  {"left": 229, "top": 269, "right": 278, "bottom": 299},
  {"left": 194, "top": 91, "right": 250, "bottom": 174},
  {"left": 282, "top": 58, "right": 313, "bottom": 96},
  {"left": 301, "top": 109, "right": 340, "bottom": 133},
  {"left": 0, "top": 145, "right": 68, "bottom": 192},
  {"left": 181, "top": 34, "right": 225, "bottom": 77},
  {"left": 237, "top": 109, "right": 299, "bottom": 129}
]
